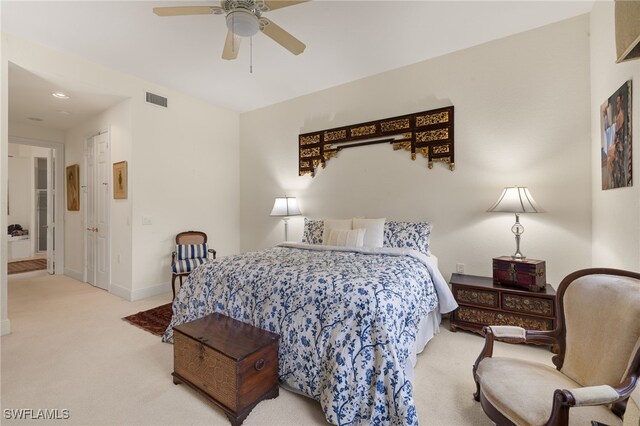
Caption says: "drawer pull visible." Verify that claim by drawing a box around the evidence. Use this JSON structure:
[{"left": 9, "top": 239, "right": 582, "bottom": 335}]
[{"left": 255, "top": 359, "right": 265, "bottom": 371}]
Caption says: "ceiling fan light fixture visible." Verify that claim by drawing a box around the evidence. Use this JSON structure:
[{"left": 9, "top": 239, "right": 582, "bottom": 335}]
[{"left": 226, "top": 9, "right": 259, "bottom": 37}]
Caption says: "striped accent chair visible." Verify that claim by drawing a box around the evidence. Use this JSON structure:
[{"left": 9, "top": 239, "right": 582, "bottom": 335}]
[{"left": 171, "top": 231, "right": 216, "bottom": 299}]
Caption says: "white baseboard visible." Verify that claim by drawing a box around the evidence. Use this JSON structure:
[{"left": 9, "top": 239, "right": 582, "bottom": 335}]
[
  {"left": 0, "top": 318, "right": 11, "bottom": 336},
  {"left": 64, "top": 267, "right": 83, "bottom": 282},
  {"left": 109, "top": 282, "right": 131, "bottom": 301},
  {"left": 130, "top": 282, "right": 171, "bottom": 301},
  {"left": 109, "top": 281, "right": 170, "bottom": 302}
]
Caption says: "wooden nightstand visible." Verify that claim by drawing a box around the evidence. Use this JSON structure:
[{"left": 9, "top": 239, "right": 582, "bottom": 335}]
[{"left": 449, "top": 273, "right": 557, "bottom": 336}]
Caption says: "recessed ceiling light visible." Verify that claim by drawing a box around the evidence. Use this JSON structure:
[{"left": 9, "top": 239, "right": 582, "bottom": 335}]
[
  {"left": 57, "top": 110, "right": 71, "bottom": 115},
  {"left": 27, "top": 117, "right": 44, "bottom": 122},
  {"left": 51, "top": 92, "right": 69, "bottom": 99}
]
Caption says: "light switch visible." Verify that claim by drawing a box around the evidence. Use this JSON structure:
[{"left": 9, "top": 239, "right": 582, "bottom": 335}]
[{"left": 142, "top": 215, "right": 153, "bottom": 225}]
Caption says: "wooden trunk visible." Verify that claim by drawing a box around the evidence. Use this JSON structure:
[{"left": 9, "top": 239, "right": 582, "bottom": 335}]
[
  {"left": 492, "top": 256, "right": 546, "bottom": 292},
  {"left": 172, "top": 313, "right": 280, "bottom": 426}
]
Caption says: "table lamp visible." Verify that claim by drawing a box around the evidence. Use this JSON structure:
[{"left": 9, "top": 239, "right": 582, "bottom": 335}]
[
  {"left": 487, "top": 186, "right": 544, "bottom": 260},
  {"left": 270, "top": 197, "right": 302, "bottom": 241}
]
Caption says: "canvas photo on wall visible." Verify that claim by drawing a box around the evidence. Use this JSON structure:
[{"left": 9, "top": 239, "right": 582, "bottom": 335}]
[
  {"left": 113, "top": 161, "right": 127, "bottom": 199},
  {"left": 66, "top": 164, "right": 79, "bottom": 211},
  {"left": 600, "top": 80, "right": 632, "bottom": 190}
]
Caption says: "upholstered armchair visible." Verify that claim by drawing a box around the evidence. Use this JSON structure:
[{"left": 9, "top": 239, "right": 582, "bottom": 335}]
[
  {"left": 473, "top": 268, "right": 640, "bottom": 426},
  {"left": 171, "top": 231, "right": 216, "bottom": 299}
]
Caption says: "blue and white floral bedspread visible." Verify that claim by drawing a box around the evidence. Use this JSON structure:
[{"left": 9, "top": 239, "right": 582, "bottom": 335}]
[{"left": 163, "top": 244, "right": 456, "bottom": 425}]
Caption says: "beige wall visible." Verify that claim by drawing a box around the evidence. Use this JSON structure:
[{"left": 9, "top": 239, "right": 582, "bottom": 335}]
[
  {"left": 590, "top": 1, "right": 640, "bottom": 271},
  {"left": 8, "top": 122, "right": 65, "bottom": 143},
  {"left": 130, "top": 90, "right": 240, "bottom": 299},
  {"left": 7, "top": 156, "right": 31, "bottom": 230},
  {"left": 240, "top": 15, "right": 592, "bottom": 286},
  {"left": 63, "top": 99, "right": 133, "bottom": 292}
]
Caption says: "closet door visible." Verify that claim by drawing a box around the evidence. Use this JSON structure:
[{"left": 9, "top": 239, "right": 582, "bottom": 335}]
[
  {"left": 94, "top": 133, "right": 110, "bottom": 290},
  {"left": 84, "top": 132, "right": 110, "bottom": 290}
]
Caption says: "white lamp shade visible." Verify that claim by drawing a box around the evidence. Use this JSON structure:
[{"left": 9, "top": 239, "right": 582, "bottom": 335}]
[
  {"left": 487, "top": 186, "right": 545, "bottom": 213},
  {"left": 270, "top": 197, "right": 302, "bottom": 217},
  {"left": 226, "top": 9, "right": 259, "bottom": 37}
]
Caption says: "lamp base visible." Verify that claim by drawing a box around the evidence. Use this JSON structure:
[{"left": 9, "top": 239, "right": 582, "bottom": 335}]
[
  {"left": 511, "top": 213, "right": 526, "bottom": 261},
  {"left": 511, "top": 252, "right": 526, "bottom": 261}
]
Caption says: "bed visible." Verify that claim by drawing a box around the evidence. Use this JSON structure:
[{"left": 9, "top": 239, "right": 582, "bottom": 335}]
[{"left": 163, "top": 220, "right": 457, "bottom": 425}]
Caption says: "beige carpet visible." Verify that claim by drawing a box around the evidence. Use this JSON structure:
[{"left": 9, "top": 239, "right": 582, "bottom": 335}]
[{"left": 0, "top": 274, "right": 600, "bottom": 425}]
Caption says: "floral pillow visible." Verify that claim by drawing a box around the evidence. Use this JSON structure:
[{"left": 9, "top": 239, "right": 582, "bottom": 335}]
[
  {"left": 383, "top": 221, "right": 432, "bottom": 255},
  {"left": 302, "top": 218, "right": 324, "bottom": 245}
]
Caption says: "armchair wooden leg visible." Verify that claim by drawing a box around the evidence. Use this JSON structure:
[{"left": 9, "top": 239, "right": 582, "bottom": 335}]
[
  {"left": 612, "top": 397, "right": 629, "bottom": 418},
  {"left": 544, "top": 389, "right": 571, "bottom": 426},
  {"left": 171, "top": 274, "right": 177, "bottom": 300},
  {"left": 473, "top": 326, "right": 495, "bottom": 402}
]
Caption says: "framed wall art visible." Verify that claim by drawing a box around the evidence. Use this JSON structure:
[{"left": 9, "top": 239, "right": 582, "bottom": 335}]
[
  {"left": 298, "top": 106, "right": 454, "bottom": 177},
  {"left": 113, "top": 161, "right": 128, "bottom": 199},
  {"left": 66, "top": 164, "right": 80, "bottom": 211},
  {"left": 600, "top": 80, "right": 632, "bottom": 190}
]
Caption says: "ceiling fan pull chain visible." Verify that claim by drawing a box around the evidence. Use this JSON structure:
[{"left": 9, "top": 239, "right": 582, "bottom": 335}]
[{"left": 250, "top": 36, "right": 253, "bottom": 74}]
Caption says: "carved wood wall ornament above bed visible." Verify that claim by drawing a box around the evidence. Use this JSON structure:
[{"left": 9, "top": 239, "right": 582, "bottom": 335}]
[{"left": 298, "top": 106, "right": 454, "bottom": 177}]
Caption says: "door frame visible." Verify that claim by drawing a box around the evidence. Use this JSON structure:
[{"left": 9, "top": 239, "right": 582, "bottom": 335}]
[
  {"left": 83, "top": 128, "right": 111, "bottom": 291},
  {"left": 8, "top": 136, "right": 64, "bottom": 275}
]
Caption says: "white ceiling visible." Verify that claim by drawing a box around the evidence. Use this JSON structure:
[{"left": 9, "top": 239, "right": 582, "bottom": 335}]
[
  {"left": 8, "top": 63, "right": 128, "bottom": 131},
  {"left": 3, "top": 1, "right": 594, "bottom": 129}
]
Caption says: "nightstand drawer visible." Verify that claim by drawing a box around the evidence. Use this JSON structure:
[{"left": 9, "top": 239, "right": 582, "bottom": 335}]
[
  {"left": 502, "top": 293, "right": 554, "bottom": 317},
  {"left": 455, "top": 306, "right": 553, "bottom": 331},
  {"left": 453, "top": 285, "right": 499, "bottom": 308}
]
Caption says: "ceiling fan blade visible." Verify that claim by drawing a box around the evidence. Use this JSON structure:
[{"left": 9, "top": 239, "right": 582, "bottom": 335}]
[
  {"left": 259, "top": 0, "right": 309, "bottom": 12},
  {"left": 153, "top": 6, "right": 222, "bottom": 17},
  {"left": 222, "top": 30, "right": 241, "bottom": 60},
  {"left": 259, "top": 18, "right": 306, "bottom": 55}
]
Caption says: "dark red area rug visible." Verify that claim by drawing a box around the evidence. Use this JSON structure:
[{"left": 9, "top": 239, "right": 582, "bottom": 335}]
[{"left": 123, "top": 303, "right": 173, "bottom": 336}]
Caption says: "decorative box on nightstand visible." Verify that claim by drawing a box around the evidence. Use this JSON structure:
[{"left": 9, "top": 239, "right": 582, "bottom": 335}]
[
  {"left": 492, "top": 256, "right": 546, "bottom": 291},
  {"left": 449, "top": 273, "right": 557, "bottom": 337}
]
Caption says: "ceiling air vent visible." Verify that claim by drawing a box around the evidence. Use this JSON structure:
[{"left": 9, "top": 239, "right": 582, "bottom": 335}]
[{"left": 145, "top": 92, "right": 168, "bottom": 108}]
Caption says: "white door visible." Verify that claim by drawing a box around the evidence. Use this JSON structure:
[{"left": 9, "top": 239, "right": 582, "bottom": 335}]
[
  {"left": 84, "top": 132, "right": 110, "bottom": 290},
  {"left": 94, "top": 133, "right": 110, "bottom": 290},
  {"left": 46, "top": 149, "right": 54, "bottom": 274}
]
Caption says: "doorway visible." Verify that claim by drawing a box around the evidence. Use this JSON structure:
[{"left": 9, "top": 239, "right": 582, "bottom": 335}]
[
  {"left": 83, "top": 131, "right": 110, "bottom": 291},
  {"left": 8, "top": 138, "right": 64, "bottom": 275}
]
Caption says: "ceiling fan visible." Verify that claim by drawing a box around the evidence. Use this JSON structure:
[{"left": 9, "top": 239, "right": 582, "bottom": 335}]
[{"left": 153, "top": 0, "right": 309, "bottom": 60}]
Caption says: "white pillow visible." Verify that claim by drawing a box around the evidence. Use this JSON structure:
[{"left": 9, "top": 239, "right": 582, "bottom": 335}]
[
  {"left": 326, "top": 228, "right": 366, "bottom": 247},
  {"left": 322, "top": 219, "right": 353, "bottom": 245},
  {"left": 352, "top": 218, "right": 385, "bottom": 248}
]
